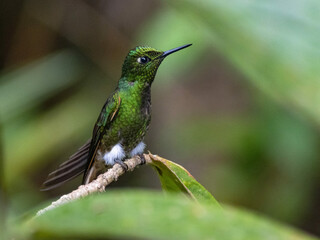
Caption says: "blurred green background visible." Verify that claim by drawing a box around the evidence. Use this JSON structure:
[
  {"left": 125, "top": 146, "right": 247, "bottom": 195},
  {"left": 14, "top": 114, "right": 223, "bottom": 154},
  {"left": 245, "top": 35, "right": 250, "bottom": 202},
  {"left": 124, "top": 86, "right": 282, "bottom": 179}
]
[{"left": 1, "top": 0, "right": 320, "bottom": 237}]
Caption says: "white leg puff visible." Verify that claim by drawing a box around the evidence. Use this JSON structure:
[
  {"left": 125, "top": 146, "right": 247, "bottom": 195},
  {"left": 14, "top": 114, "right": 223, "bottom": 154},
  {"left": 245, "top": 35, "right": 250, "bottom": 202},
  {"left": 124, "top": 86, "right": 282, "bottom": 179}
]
[
  {"left": 103, "top": 143, "right": 125, "bottom": 165},
  {"left": 130, "top": 141, "right": 146, "bottom": 157}
]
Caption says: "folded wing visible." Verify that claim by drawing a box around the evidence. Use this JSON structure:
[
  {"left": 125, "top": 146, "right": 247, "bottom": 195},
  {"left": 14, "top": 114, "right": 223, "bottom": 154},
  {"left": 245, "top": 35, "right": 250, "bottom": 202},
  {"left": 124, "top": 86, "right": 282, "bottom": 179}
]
[{"left": 41, "top": 138, "right": 91, "bottom": 191}]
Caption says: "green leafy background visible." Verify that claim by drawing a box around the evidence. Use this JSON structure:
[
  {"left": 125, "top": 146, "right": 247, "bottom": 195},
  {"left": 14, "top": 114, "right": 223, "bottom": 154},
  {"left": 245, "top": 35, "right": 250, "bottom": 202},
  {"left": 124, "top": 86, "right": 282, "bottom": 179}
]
[{"left": 1, "top": 0, "right": 320, "bottom": 239}]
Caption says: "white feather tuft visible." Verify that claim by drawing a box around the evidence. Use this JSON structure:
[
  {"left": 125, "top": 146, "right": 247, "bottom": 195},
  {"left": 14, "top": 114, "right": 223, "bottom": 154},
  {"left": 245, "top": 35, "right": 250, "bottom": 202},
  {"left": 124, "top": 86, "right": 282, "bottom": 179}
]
[
  {"left": 130, "top": 141, "right": 146, "bottom": 157},
  {"left": 103, "top": 143, "right": 125, "bottom": 165}
]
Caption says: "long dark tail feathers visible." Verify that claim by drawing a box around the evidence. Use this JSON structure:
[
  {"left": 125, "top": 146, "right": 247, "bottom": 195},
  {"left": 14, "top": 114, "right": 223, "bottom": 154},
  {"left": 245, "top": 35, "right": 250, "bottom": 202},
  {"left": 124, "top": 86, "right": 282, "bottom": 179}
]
[{"left": 41, "top": 139, "right": 91, "bottom": 191}]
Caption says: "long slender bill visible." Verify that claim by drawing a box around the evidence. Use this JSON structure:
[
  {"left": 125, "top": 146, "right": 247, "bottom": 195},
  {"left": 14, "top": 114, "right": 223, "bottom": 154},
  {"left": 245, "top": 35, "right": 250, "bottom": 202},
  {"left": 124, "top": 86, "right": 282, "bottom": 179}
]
[{"left": 159, "top": 44, "right": 192, "bottom": 58}]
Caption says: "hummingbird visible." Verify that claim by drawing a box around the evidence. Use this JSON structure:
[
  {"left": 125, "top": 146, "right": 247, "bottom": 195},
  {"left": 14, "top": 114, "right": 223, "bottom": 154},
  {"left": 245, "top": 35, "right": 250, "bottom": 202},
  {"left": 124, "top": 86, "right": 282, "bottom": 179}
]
[{"left": 42, "top": 44, "right": 192, "bottom": 190}]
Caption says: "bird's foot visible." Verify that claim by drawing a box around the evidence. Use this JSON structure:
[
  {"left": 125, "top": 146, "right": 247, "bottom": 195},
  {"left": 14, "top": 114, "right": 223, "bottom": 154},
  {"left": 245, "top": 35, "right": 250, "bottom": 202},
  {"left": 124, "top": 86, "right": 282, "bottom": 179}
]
[
  {"left": 138, "top": 154, "right": 146, "bottom": 165},
  {"left": 114, "top": 159, "right": 128, "bottom": 171}
]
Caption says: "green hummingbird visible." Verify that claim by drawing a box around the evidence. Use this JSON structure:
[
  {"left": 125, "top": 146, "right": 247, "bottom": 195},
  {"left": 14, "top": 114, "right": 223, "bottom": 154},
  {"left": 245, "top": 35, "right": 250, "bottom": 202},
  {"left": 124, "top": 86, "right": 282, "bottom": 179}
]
[{"left": 42, "top": 44, "right": 192, "bottom": 190}]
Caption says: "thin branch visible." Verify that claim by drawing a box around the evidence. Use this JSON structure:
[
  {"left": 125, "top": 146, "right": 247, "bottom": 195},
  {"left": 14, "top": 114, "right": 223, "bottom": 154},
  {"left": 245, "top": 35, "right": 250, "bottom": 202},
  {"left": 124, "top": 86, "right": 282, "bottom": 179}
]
[{"left": 36, "top": 154, "right": 151, "bottom": 216}]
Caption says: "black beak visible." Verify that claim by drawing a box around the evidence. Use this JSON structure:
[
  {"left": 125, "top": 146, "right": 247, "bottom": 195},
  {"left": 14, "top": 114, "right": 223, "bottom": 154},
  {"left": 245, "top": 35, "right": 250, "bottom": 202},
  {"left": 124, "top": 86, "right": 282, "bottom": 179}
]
[{"left": 158, "top": 44, "right": 192, "bottom": 59}]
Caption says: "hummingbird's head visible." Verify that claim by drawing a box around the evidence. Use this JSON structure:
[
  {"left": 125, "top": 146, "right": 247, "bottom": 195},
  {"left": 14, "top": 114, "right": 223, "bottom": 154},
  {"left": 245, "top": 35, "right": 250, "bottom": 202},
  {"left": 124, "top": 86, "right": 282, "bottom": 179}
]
[{"left": 121, "top": 44, "right": 192, "bottom": 85}]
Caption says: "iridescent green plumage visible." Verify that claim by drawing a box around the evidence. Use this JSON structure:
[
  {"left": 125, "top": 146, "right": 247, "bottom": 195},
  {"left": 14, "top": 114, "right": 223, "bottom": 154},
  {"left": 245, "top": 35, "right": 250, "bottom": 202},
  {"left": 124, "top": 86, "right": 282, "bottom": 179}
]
[{"left": 42, "top": 44, "right": 192, "bottom": 190}]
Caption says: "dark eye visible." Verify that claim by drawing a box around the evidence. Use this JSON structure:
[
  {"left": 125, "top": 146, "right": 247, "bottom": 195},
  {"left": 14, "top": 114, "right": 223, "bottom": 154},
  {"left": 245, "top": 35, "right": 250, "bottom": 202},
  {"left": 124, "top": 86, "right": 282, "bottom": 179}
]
[{"left": 137, "top": 56, "right": 150, "bottom": 64}]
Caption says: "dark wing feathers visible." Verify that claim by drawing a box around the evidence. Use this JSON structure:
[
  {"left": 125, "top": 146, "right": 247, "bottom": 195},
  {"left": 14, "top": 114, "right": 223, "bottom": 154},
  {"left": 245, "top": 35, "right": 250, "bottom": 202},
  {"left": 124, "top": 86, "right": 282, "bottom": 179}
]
[
  {"left": 41, "top": 139, "right": 91, "bottom": 191},
  {"left": 41, "top": 159, "right": 87, "bottom": 191},
  {"left": 59, "top": 138, "right": 91, "bottom": 167},
  {"left": 82, "top": 93, "right": 121, "bottom": 183},
  {"left": 41, "top": 92, "right": 121, "bottom": 191}
]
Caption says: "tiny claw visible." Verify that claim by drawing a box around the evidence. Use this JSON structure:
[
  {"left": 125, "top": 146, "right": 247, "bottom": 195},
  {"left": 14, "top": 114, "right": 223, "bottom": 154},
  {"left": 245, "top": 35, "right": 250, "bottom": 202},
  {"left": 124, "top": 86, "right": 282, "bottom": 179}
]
[
  {"left": 114, "top": 159, "right": 128, "bottom": 171},
  {"left": 139, "top": 154, "right": 146, "bottom": 165}
]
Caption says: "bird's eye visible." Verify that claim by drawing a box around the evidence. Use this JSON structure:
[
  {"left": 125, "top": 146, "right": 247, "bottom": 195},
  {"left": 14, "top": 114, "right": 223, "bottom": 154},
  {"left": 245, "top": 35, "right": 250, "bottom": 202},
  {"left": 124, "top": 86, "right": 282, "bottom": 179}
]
[{"left": 137, "top": 56, "right": 150, "bottom": 64}]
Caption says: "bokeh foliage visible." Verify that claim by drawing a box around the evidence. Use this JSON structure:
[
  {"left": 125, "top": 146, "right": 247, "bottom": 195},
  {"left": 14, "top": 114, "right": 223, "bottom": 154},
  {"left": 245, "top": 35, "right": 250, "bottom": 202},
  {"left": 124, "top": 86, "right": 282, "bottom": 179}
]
[
  {"left": 1, "top": 0, "right": 320, "bottom": 238},
  {"left": 25, "top": 191, "right": 316, "bottom": 240}
]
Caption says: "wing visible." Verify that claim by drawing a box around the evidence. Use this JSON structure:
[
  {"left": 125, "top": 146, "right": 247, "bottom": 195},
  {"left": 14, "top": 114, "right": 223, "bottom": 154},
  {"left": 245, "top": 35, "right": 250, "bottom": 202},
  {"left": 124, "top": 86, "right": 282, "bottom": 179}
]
[
  {"left": 41, "top": 138, "right": 92, "bottom": 191},
  {"left": 82, "top": 92, "right": 121, "bottom": 183},
  {"left": 41, "top": 92, "right": 121, "bottom": 190}
]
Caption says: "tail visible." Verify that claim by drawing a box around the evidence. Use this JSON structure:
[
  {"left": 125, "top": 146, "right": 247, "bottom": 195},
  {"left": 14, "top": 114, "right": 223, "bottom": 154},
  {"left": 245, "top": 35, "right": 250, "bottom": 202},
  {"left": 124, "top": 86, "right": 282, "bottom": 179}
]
[{"left": 41, "top": 139, "right": 91, "bottom": 191}]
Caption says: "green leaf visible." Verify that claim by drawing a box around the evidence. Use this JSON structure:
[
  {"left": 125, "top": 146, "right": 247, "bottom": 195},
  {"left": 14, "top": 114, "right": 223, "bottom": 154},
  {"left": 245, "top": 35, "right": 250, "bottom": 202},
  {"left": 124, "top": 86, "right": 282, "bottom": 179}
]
[
  {"left": 146, "top": 154, "right": 220, "bottom": 207},
  {"left": 22, "top": 190, "right": 316, "bottom": 240}
]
